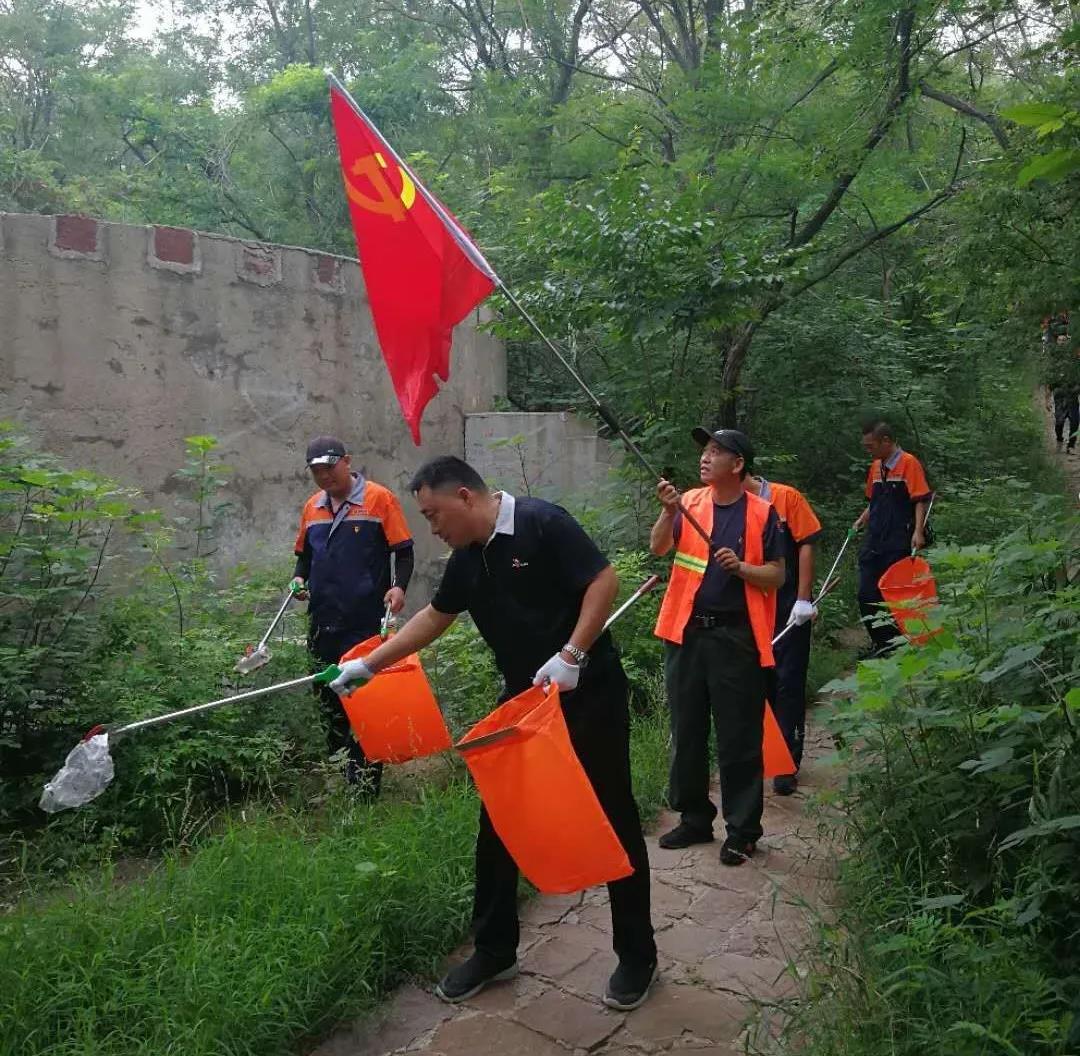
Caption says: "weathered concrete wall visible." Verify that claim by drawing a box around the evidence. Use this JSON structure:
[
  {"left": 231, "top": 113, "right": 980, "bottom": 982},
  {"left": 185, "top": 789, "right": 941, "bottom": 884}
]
[
  {"left": 0, "top": 212, "right": 505, "bottom": 597},
  {"left": 465, "top": 411, "right": 620, "bottom": 505}
]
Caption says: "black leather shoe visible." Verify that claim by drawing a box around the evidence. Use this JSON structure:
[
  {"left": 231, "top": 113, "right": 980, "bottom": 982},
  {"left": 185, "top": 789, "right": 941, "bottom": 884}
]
[
  {"left": 772, "top": 774, "right": 798, "bottom": 796},
  {"left": 719, "top": 837, "right": 756, "bottom": 866},
  {"left": 603, "top": 960, "right": 658, "bottom": 1010},
  {"left": 435, "top": 953, "right": 518, "bottom": 1003},
  {"left": 658, "top": 822, "right": 714, "bottom": 849}
]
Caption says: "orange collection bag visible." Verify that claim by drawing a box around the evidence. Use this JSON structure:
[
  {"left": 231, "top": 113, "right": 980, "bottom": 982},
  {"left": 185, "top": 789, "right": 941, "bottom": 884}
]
[
  {"left": 456, "top": 683, "right": 633, "bottom": 894},
  {"left": 763, "top": 702, "right": 797, "bottom": 778},
  {"left": 338, "top": 636, "right": 452, "bottom": 763},
  {"left": 878, "top": 556, "right": 942, "bottom": 646}
]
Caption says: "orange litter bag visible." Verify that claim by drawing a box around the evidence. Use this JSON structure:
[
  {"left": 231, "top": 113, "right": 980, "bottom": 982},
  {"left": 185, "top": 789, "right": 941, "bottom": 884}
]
[
  {"left": 763, "top": 702, "right": 796, "bottom": 778},
  {"left": 878, "top": 556, "right": 942, "bottom": 646},
  {"left": 457, "top": 683, "right": 633, "bottom": 894},
  {"left": 338, "top": 636, "right": 452, "bottom": 763}
]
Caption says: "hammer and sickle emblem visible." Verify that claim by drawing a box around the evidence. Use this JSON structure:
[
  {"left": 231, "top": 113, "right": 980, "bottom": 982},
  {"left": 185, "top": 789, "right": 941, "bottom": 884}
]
[{"left": 345, "top": 152, "right": 417, "bottom": 222}]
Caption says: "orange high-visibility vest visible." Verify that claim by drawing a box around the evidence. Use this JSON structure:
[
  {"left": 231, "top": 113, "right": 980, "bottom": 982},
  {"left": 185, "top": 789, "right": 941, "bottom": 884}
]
[{"left": 654, "top": 488, "right": 777, "bottom": 666}]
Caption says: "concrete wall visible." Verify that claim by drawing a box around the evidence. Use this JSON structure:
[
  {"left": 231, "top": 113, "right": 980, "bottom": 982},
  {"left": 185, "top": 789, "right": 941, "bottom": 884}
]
[
  {"left": 0, "top": 212, "right": 505, "bottom": 597},
  {"left": 465, "top": 411, "right": 620, "bottom": 505}
]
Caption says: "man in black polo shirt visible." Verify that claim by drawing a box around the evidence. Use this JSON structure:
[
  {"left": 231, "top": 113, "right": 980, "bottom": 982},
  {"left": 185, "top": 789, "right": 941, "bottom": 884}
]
[{"left": 330, "top": 456, "right": 657, "bottom": 1010}]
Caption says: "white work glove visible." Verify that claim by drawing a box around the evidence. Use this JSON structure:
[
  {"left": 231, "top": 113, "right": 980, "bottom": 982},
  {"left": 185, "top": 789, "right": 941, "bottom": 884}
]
[
  {"left": 788, "top": 599, "right": 816, "bottom": 627},
  {"left": 533, "top": 653, "right": 580, "bottom": 692},
  {"left": 329, "top": 658, "right": 375, "bottom": 696}
]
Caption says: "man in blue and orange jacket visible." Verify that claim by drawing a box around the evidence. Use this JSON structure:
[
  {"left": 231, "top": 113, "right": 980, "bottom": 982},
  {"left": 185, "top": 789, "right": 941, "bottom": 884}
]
[
  {"left": 293, "top": 436, "right": 414, "bottom": 793},
  {"left": 853, "top": 420, "right": 932, "bottom": 655}
]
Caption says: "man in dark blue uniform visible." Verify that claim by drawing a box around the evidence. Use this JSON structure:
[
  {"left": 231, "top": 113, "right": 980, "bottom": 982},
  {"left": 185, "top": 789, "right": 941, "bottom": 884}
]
[
  {"left": 293, "top": 436, "right": 414, "bottom": 793},
  {"left": 853, "top": 421, "right": 932, "bottom": 655}
]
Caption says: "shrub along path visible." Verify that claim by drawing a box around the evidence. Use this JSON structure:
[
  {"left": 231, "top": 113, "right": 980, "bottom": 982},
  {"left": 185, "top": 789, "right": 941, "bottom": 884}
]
[{"left": 309, "top": 724, "right": 840, "bottom": 1056}]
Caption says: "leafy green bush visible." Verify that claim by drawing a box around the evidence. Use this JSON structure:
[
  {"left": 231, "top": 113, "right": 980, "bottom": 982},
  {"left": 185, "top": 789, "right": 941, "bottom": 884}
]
[
  {"left": 798, "top": 497, "right": 1080, "bottom": 1055},
  {"left": 0, "top": 425, "right": 143, "bottom": 824}
]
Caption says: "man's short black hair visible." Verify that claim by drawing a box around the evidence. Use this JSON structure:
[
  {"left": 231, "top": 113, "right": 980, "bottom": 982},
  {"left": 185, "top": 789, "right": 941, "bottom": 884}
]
[
  {"left": 409, "top": 456, "right": 488, "bottom": 494},
  {"left": 862, "top": 419, "right": 896, "bottom": 442}
]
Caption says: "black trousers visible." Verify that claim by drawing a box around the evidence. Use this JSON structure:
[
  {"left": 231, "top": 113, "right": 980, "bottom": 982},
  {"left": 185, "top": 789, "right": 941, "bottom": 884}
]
[
  {"left": 1054, "top": 393, "right": 1079, "bottom": 448},
  {"left": 472, "top": 664, "right": 656, "bottom": 970},
  {"left": 768, "top": 617, "right": 812, "bottom": 770},
  {"left": 308, "top": 623, "right": 383, "bottom": 794},
  {"left": 857, "top": 549, "right": 908, "bottom": 654},
  {"left": 664, "top": 623, "right": 766, "bottom": 844}
]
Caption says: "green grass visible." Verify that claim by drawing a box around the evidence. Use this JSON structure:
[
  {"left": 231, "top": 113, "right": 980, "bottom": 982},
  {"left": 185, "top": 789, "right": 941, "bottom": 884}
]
[
  {"left": 1, "top": 694, "right": 672, "bottom": 1056},
  {"left": 1, "top": 783, "right": 478, "bottom": 1056}
]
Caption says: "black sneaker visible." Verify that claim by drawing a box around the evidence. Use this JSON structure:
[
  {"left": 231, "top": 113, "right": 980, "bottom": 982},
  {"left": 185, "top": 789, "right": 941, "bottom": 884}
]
[
  {"left": 772, "top": 774, "right": 798, "bottom": 796},
  {"left": 719, "top": 837, "right": 756, "bottom": 867},
  {"left": 603, "top": 960, "right": 658, "bottom": 1010},
  {"left": 658, "top": 822, "right": 714, "bottom": 849},
  {"left": 435, "top": 953, "right": 518, "bottom": 1004}
]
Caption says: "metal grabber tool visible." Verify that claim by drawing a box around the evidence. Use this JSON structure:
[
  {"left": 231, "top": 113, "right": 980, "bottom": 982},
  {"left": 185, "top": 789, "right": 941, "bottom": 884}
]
[{"left": 235, "top": 580, "right": 304, "bottom": 674}]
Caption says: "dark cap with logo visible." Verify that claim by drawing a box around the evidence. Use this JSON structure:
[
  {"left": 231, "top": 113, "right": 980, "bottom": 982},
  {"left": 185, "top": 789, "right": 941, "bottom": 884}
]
[
  {"left": 691, "top": 426, "right": 754, "bottom": 469},
  {"left": 305, "top": 436, "right": 348, "bottom": 466}
]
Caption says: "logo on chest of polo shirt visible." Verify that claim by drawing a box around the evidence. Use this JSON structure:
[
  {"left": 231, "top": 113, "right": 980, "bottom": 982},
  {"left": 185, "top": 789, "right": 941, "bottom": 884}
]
[{"left": 511, "top": 557, "right": 529, "bottom": 569}]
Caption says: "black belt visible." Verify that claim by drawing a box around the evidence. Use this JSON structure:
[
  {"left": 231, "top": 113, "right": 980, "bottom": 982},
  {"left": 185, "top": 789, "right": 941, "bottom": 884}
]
[{"left": 687, "top": 611, "right": 745, "bottom": 629}]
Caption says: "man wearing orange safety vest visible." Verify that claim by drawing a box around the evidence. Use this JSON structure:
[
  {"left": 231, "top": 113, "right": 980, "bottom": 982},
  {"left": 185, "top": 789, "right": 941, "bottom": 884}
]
[
  {"left": 744, "top": 475, "right": 822, "bottom": 796},
  {"left": 650, "top": 428, "right": 785, "bottom": 866}
]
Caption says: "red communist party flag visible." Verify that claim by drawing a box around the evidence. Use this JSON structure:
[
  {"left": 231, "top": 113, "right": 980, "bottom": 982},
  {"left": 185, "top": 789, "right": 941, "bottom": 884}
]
[{"left": 328, "top": 77, "right": 498, "bottom": 443}]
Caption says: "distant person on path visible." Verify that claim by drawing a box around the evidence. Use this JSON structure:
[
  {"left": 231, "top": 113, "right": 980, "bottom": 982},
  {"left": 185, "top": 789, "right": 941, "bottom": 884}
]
[
  {"left": 744, "top": 473, "right": 822, "bottom": 795},
  {"left": 853, "top": 421, "right": 932, "bottom": 656},
  {"left": 293, "top": 436, "right": 414, "bottom": 795},
  {"left": 1052, "top": 385, "right": 1079, "bottom": 453},
  {"left": 650, "top": 428, "right": 785, "bottom": 866},
  {"left": 1043, "top": 321, "right": 1079, "bottom": 454},
  {"left": 329, "top": 457, "right": 658, "bottom": 1011}
]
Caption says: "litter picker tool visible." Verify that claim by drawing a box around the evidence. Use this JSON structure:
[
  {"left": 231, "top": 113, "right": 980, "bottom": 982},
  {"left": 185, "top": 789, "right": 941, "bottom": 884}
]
[
  {"left": 380, "top": 552, "right": 398, "bottom": 641},
  {"left": 41, "top": 576, "right": 664, "bottom": 811},
  {"left": 770, "top": 572, "right": 842, "bottom": 650},
  {"left": 235, "top": 580, "right": 303, "bottom": 674},
  {"left": 40, "top": 664, "right": 344, "bottom": 813}
]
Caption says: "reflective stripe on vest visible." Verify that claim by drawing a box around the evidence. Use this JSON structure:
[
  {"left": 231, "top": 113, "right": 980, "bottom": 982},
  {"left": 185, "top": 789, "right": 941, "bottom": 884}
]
[{"left": 654, "top": 487, "right": 777, "bottom": 666}]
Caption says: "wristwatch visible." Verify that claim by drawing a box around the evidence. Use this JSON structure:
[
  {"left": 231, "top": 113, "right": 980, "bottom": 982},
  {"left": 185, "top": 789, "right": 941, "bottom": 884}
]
[{"left": 561, "top": 642, "right": 590, "bottom": 667}]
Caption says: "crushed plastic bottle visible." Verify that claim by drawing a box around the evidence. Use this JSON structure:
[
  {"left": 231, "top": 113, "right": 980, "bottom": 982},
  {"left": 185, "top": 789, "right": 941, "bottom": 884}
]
[{"left": 39, "top": 733, "right": 115, "bottom": 813}]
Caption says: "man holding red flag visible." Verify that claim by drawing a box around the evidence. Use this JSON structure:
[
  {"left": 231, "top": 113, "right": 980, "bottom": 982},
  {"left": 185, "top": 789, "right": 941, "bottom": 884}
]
[{"left": 328, "top": 77, "right": 497, "bottom": 444}]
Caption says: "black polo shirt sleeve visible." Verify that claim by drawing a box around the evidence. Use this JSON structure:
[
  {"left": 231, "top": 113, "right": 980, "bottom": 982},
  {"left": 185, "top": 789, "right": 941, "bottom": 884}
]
[
  {"left": 540, "top": 503, "right": 611, "bottom": 592},
  {"left": 431, "top": 551, "right": 471, "bottom": 615}
]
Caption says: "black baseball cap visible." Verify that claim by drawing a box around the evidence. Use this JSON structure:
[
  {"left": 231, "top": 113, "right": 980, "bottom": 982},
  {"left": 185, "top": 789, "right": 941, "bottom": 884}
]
[
  {"left": 305, "top": 436, "right": 347, "bottom": 466},
  {"left": 691, "top": 426, "right": 755, "bottom": 469}
]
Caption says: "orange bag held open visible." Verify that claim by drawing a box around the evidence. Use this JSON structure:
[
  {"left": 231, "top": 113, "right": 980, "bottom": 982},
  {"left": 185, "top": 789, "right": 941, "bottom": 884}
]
[
  {"left": 456, "top": 683, "right": 633, "bottom": 894},
  {"left": 878, "top": 556, "right": 942, "bottom": 646},
  {"left": 338, "top": 636, "right": 452, "bottom": 763},
  {"left": 763, "top": 701, "right": 796, "bottom": 778}
]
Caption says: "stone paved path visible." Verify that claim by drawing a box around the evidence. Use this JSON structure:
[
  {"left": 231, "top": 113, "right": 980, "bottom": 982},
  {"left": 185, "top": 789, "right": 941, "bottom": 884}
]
[{"left": 312, "top": 725, "right": 840, "bottom": 1056}]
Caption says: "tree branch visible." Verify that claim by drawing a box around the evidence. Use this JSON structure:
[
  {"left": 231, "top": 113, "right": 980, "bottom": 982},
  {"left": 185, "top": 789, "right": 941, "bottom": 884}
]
[
  {"left": 789, "top": 8, "right": 917, "bottom": 248},
  {"left": 785, "top": 186, "right": 958, "bottom": 301},
  {"left": 918, "top": 80, "right": 1009, "bottom": 149}
]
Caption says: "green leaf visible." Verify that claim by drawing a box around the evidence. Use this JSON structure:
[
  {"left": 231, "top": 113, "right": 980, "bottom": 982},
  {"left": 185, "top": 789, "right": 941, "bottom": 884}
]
[
  {"left": 1001, "top": 102, "right": 1068, "bottom": 126},
  {"left": 959, "top": 745, "right": 1015, "bottom": 773},
  {"left": 1000, "top": 815, "right": 1080, "bottom": 851},
  {"left": 1017, "top": 149, "right": 1080, "bottom": 187},
  {"left": 918, "top": 893, "right": 965, "bottom": 910}
]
